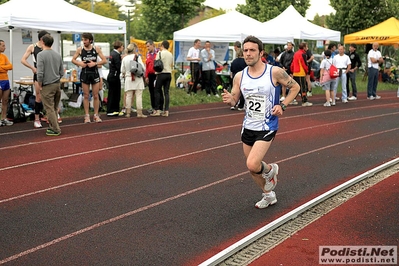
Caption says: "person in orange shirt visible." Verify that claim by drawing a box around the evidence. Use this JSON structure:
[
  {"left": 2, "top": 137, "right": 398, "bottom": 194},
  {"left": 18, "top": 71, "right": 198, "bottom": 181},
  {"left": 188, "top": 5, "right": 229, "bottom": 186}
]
[
  {"left": 0, "top": 40, "right": 14, "bottom": 126},
  {"left": 291, "top": 42, "right": 312, "bottom": 107}
]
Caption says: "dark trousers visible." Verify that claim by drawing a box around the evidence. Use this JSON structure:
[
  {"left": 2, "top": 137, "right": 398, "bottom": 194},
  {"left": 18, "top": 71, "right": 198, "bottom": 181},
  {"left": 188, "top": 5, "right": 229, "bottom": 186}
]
[
  {"left": 188, "top": 63, "right": 200, "bottom": 94},
  {"left": 346, "top": 71, "right": 357, "bottom": 97},
  {"left": 367, "top": 67, "right": 379, "bottom": 97},
  {"left": 293, "top": 76, "right": 308, "bottom": 103},
  {"left": 106, "top": 74, "right": 121, "bottom": 113},
  {"left": 202, "top": 70, "right": 217, "bottom": 95},
  {"left": 147, "top": 73, "right": 158, "bottom": 109},
  {"left": 154, "top": 73, "right": 171, "bottom": 111}
]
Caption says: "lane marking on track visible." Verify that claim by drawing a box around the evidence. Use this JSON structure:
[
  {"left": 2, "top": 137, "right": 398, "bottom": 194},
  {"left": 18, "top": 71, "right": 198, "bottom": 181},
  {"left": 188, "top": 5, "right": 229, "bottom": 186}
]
[
  {"left": 0, "top": 101, "right": 397, "bottom": 147},
  {"left": 1, "top": 127, "right": 398, "bottom": 264},
  {"left": 0, "top": 111, "right": 397, "bottom": 172},
  {"left": 1, "top": 126, "right": 399, "bottom": 263}
]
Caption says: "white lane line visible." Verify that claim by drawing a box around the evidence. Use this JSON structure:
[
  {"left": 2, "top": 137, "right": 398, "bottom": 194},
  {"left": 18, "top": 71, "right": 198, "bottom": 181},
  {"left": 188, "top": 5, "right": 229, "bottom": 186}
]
[
  {"left": 0, "top": 128, "right": 398, "bottom": 264},
  {"left": 1, "top": 111, "right": 397, "bottom": 172},
  {"left": 0, "top": 102, "right": 396, "bottom": 149}
]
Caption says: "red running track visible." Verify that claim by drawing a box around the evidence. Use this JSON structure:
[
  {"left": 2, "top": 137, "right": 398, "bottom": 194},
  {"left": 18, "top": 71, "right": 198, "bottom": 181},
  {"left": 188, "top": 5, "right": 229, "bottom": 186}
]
[
  {"left": 0, "top": 90, "right": 398, "bottom": 265},
  {"left": 251, "top": 171, "right": 399, "bottom": 266}
]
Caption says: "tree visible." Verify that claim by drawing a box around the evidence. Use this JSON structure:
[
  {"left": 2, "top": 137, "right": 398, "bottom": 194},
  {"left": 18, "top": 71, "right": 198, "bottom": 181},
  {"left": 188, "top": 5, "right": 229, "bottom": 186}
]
[
  {"left": 0, "top": 0, "right": 9, "bottom": 4},
  {"left": 63, "top": 0, "right": 125, "bottom": 45},
  {"left": 327, "top": 0, "right": 399, "bottom": 35},
  {"left": 135, "top": 0, "right": 206, "bottom": 41},
  {"left": 236, "top": 0, "right": 310, "bottom": 22}
]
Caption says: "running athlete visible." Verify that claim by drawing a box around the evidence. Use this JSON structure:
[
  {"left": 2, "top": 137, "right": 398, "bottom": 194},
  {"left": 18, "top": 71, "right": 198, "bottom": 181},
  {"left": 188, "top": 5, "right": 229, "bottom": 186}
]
[
  {"left": 222, "top": 35, "right": 300, "bottom": 209},
  {"left": 21, "top": 30, "right": 50, "bottom": 128},
  {"left": 72, "top": 32, "right": 107, "bottom": 123}
]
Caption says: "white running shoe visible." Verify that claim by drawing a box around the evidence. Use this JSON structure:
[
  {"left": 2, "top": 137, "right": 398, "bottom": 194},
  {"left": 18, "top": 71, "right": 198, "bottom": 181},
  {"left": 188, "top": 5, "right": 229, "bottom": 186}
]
[
  {"left": 348, "top": 96, "right": 357, "bottom": 101},
  {"left": 375, "top": 95, "right": 381, "bottom": 99},
  {"left": 302, "top": 102, "right": 313, "bottom": 107},
  {"left": 34, "top": 120, "right": 42, "bottom": 128},
  {"left": 255, "top": 191, "right": 277, "bottom": 209},
  {"left": 263, "top": 163, "right": 278, "bottom": 191},
  {"left": 280, "top": 96, "right": 285, "bottom": 102},
  {"left": 2, "top": 119, "right": 13, "bottom": 126},
  {"left": 323, "top": 102, "right": 331, "bottom": 107}
]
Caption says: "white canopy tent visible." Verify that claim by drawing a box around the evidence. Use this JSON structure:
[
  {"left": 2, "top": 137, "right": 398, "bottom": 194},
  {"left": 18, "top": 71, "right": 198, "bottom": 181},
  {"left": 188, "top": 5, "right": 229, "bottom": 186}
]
[
  {"left": 173, "top": 11, "right": 291, "bottom": 44},
  {"left": 0, "top": 0, "right": 126, "bottom": 82},
  {"left": 260, "top": 5, "right": 341, "bottom": 42}
]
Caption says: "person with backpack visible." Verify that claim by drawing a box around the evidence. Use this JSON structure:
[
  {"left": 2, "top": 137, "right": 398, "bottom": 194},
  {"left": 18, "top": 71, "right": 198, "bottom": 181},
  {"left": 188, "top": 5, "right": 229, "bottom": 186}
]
[
  {"left": 121, "top": 43, "right": 147, "bottom": 118},
  {"left": 319, "top": 50, "right": 337, "bottom": 106},
  {"left": 0, "top": 40, "right": 13, "bottom": 126}
]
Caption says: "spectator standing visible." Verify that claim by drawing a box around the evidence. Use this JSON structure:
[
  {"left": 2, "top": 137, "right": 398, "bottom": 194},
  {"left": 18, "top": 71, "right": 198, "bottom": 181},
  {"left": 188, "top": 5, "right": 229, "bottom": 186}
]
[
  {"left": 233, "top": 41, "right": 241, "bottom": 54},
  {"left": 291, "top": 42, "right": 312, "bottom": 106},
  {"left": 107, "top": 40, "right": 124, "bottom": 117},
  {"left": 36, "top": 34, "right": 64, "bottom": 136},
  {"left": 367, "top": 42, "right": 383, "bottom": 100},
  {"left": 332, "top": 45, "right": 351, "bottom": 103},
  {"left": 20, "top": 30, "right": 49, "bottom": 128},
  {"left": 230, "top": 48, "right": 247, "bottom": 110},
  {"left": 221, "top": 35, "right": 300, "bottom": 209},
  {"left": 150, "top": 40, "right": 173, "bottom": 117},
  {"left": 346, "top": 43, "right": 362, "bottom": 101},
  {"left": 145, "top": 40, "right": 158, "bottom": 112},
  {"left": 279, "top": 42, "right": 295, "bottom": 103},
  {"left": 121, "top": 43, "right": 147, "bottom": 118},
  {"left": 0, "top": 40, "right": 13, "bottom": 126},
  {"left": 200, "top": 41, "right": 219, "bottom": 97},
  {"left": 186, "top": 39, "right": 201, "bottom": 95},
  {"left": 304, "top": 42, "right": 314, "bottom": 97},
  {"left": 319, "top": 50, "right": 337, "bottom": 106},
  {"left": 72, "top": 32, "right": 107, "bottom": 123}
]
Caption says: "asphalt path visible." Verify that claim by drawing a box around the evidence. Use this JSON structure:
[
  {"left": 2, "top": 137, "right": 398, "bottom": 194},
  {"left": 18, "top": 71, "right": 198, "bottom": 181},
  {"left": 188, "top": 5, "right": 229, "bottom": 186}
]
[{"left": 0, "top": 90, "right": 398, "bottom": 265}]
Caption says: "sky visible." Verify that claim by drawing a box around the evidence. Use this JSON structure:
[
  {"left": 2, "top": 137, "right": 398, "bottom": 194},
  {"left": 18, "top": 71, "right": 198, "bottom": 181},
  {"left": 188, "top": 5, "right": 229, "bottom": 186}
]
[
  {"left": 203, "top": 0, "right": 335, "bottom": 20},
  {"left": 116, "top": 0, "right": 336, "bottom": 20}
]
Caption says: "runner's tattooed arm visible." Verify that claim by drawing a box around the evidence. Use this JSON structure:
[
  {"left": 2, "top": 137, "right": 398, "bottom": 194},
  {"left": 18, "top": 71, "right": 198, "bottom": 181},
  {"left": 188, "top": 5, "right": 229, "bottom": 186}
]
[{"left": 273, "top": 67, "right": 300, "bottom": 105}]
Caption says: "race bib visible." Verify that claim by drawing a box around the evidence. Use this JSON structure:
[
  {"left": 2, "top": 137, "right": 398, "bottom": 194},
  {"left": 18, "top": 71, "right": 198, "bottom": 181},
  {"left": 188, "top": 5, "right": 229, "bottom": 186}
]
[{"left": 246, "top": 94, "right": 267, "bottom": 120}]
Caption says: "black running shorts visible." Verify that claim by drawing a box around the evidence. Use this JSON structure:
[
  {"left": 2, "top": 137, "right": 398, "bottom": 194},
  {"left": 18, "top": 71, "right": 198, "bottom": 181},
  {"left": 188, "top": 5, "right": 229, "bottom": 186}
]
[
  {"left": 80, "top": 71, "right": 100, "bottom": 85},
  {"left": 241, "top": 128, "right": 277, "bottom": 146}
]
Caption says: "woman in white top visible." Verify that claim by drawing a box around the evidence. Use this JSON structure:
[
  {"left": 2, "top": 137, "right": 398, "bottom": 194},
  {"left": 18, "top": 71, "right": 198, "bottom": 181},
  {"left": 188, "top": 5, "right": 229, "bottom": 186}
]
[
  {"left": 319, "top": 49, "right": 337, "bottom": 106},
  {"left": 120, "top": 43, "right": 147, "bottom": 118}
]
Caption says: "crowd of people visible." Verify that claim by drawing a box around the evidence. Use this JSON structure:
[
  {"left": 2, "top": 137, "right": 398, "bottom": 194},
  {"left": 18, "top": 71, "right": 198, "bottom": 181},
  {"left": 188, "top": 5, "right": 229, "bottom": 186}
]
[{"left": 0, "top": 31, "right": 387, "bottom": 141}]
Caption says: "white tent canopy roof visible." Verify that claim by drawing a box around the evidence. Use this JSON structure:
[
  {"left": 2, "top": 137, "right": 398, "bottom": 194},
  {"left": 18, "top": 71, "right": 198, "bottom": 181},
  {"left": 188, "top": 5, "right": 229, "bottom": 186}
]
[
  {"left": 173, "top": 11, "right": 291, "bottom": 44},
  {"left": 261, "top": 5, "right": 341, "bottom": 41},
  {"left": 0, "top": 0, "right": 126, "bottom": 34}
]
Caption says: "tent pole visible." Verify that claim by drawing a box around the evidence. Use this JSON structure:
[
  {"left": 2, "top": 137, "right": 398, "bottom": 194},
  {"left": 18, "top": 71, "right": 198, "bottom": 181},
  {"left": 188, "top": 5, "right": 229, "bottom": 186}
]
[{"left": 9, "top": 26, "right": 14, "bottom": 100}]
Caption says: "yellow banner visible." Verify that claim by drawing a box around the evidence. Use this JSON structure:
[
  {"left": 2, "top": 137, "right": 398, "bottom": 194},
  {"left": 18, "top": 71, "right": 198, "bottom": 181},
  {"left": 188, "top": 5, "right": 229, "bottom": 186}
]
[{"left": 130, "top": 38, "right": 173, "bottom": 64}]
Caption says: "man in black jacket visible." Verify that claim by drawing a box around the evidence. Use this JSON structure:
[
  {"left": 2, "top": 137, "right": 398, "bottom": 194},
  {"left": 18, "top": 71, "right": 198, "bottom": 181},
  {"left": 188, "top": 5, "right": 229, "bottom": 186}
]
[
  {"left": 346, "top": 43, "right": 362, "bottom": 100},
  {"left": 279, "top": 41, "right": 295, "bottom": 103},
  {"left": 107, "top": 40, "right": 124, "bottom": 116}
]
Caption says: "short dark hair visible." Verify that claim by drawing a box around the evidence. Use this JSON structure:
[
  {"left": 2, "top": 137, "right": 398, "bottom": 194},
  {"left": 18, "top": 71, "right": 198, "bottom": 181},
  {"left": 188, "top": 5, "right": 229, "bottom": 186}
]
[
  {"left": 146, "top": 40, "right": 154, "bottom": 45},
  {"left": 194, "top": 39, "right": 200, "bottom": 45},
  {"left": 42, "top": 34, "right": 54, "bottom": 47},
  {"left": 113, "top": 40, "right": 123, "bottom": 49},
  {"left": 243, "top": 35, "right": 263, "bottom": 52},
  {"left": 350, "top": 43, "right": 357, "bottom": 49},
  {"left": 82, "top": 32, "right": 94, "bottom": 43},
  {"left": 327, "top": 43, "right": 336, "bottom": 50},
  {"left": 38, "top": 30, "right": 49, "bottom": 40},
  {"left": 324, "top": 49, "right": 332, "bottom": 58},
  {"left": 162, "top": 40, "right": 169, "bottom": 49},
  {"left": 234, "top": 41, "right": 241, "bottom": 48}
]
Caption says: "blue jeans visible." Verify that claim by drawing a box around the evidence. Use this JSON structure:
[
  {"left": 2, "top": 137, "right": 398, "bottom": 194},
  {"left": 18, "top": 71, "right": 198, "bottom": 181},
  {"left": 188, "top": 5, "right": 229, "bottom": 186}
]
[
  {"left": 333, "top": 72, "right": 347, "bottom": 101},
  {"left": 367, "top": 67, "right": 379, "bottom": 97}
]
